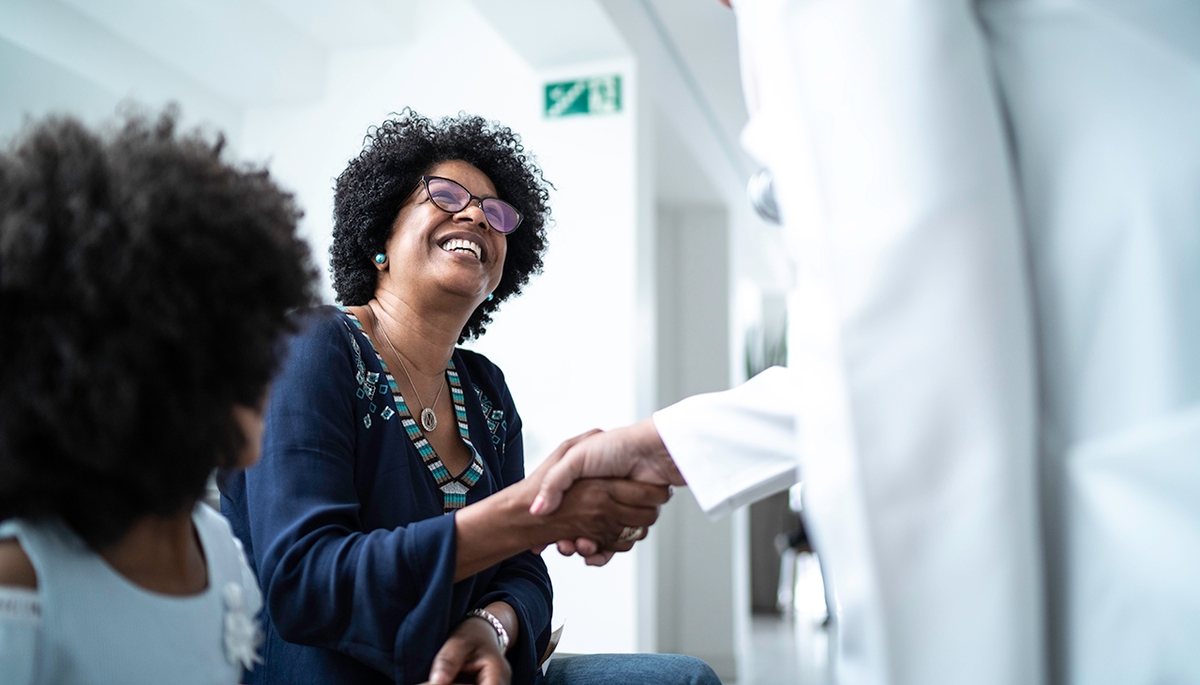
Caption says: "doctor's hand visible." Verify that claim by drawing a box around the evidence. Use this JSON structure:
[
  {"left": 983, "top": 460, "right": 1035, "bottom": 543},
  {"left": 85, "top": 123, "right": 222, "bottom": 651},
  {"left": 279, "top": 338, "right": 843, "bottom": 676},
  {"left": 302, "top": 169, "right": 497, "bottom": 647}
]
[
  {"left": 519, "top": 430, "right": 669, "bottom": 557},
  {"left": 530, "top": 418, "right": 685, "bottom": 518}
]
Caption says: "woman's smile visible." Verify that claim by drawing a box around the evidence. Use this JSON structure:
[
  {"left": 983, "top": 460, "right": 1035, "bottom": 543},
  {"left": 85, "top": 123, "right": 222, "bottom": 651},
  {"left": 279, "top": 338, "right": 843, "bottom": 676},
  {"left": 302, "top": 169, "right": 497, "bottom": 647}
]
[
  {"left": 438, "top": 233, "right": 486, "bottom": 262},
  {"left": 378, "top": 159, "right": 508, "bottom": 304}
]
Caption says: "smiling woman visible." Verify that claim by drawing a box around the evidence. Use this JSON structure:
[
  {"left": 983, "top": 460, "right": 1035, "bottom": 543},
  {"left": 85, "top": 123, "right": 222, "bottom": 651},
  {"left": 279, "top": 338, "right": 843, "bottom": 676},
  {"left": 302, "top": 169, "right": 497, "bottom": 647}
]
[
  {"left": 219, "top": 110, "right": 720, "bottom": 685},
  {"left": 329, "top": 109, "right": 549, "bottom": 342}
]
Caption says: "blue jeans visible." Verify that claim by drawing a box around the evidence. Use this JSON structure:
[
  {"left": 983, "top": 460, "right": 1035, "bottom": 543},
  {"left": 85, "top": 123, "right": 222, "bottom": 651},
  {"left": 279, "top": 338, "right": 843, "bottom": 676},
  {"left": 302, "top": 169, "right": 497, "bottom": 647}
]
[{"left": 538, "top": 653, "right": 722, "bottom": 685}]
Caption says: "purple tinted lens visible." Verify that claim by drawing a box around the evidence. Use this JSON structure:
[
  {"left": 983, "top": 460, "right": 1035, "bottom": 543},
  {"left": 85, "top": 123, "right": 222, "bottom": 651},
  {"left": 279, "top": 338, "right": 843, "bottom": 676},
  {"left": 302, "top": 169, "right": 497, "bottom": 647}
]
[
  {"left": 426, "top": 177, "right": 470, "bottom": 212},
  {"left": 482, "top": 199, "right": 522, "bottom": 234}
]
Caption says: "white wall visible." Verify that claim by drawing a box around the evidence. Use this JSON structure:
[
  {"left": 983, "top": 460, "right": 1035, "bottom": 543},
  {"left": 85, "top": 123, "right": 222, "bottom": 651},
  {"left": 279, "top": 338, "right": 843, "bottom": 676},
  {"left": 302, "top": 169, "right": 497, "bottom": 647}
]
[{"left": 654, "top": 196, "right": 740, "bottom": 680}]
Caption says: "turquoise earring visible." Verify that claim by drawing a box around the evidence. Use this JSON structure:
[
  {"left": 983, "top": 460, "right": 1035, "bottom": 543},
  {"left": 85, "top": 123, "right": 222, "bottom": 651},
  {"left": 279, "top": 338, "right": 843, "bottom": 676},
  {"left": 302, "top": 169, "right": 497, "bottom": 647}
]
[
  {"left": 486, "top": 293, "right": 494, "bottom": 302},
  {"left": 374, "top": 253, "right": 387, "bottom": 265}
]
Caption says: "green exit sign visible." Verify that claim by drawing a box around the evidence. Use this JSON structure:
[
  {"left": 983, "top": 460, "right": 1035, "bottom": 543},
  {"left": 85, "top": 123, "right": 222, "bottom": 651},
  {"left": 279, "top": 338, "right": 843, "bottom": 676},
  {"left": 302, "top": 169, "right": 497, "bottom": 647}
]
[{"left": 544, "top": 75, "right": 622, "bottom": 118}]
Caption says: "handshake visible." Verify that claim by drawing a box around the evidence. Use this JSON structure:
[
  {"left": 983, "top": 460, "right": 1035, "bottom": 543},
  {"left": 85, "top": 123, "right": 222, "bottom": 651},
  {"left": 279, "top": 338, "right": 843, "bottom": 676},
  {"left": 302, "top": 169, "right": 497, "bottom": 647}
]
[
  {"left": 426, "top": 418, "right": 692, "bottom": 685},
  {"left": 523, "top": 418, "right": 687, "bottom": 566}
]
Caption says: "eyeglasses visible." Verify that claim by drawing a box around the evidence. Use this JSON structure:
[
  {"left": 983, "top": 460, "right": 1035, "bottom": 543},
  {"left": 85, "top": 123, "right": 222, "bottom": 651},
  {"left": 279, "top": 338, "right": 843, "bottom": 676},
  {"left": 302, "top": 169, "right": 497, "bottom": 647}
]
[{"left": 414, "top": 175, "right": 523, "bottom": 234}]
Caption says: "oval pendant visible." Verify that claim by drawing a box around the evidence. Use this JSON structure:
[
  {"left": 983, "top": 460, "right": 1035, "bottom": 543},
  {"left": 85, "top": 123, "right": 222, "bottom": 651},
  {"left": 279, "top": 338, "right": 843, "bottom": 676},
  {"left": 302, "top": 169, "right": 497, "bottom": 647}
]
[{"left": 420, "top": 407, "right": 437, "bottom": 432}]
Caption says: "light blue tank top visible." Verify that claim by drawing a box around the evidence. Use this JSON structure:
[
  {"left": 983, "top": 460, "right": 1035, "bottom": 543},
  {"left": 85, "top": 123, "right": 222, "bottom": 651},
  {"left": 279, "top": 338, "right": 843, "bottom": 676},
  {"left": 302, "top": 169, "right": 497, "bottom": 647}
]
[{"left": 0, "top": 504, "right": 262, "bottom": 685}]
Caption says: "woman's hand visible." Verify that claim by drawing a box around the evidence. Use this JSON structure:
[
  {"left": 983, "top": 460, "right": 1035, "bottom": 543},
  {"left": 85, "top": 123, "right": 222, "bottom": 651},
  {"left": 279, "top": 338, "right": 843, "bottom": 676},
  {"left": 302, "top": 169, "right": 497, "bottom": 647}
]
[
  {"left": 524, "top": 431, "right": 669, "bottom": 548},
  {"left": 520, "top": 430, "right": 666, "bottom": 564},
  {"left": 538, "top": 478, "right": 666, "bottom": 549},
  {"left": 428, "top": 613, "right": 512, "bottom": 685},
  {"left": 453, "top": 429, "right": 671, "bottom": 580},
  {"left": 534, "top": 481, "right": 660, "bottom": 567},
  {"left": 555, "top": 538, "right": 620, "bottom": 567}
]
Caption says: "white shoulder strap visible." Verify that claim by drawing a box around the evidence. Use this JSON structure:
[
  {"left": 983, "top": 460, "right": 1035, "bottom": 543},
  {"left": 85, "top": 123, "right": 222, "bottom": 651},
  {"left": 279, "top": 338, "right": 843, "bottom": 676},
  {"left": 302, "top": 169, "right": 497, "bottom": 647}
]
[
  {"left": 0, "top": 520, "right": 49, "bottom": 588},
  {"left": 0, "top": 519, "right": 21, "bottom": 541}
]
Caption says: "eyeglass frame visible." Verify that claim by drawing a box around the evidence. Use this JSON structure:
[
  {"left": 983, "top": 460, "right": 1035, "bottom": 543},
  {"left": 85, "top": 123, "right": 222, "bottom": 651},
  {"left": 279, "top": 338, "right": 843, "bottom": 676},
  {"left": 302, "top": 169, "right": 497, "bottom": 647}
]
[{"left": 408, "top": 175, "right": 524, "bottom": 234}]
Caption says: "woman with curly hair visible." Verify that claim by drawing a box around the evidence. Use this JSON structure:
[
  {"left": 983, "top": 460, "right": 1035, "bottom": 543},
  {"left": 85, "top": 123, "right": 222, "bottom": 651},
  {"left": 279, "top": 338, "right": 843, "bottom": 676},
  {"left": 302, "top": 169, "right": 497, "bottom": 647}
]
[
  {"left": 220, "top": 111, "right": 720, "bottom": 685},
  {"left": 0, "top": 110, "right": 317, "bottom": 683}
]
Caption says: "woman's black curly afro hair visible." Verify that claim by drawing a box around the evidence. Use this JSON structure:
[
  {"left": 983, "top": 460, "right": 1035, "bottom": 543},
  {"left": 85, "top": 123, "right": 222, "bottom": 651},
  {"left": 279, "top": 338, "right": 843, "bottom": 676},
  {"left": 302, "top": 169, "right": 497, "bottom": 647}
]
[
  {"left": 330, "top": 109, "right": 550, "bottom": 342},
  {"left": 0, "top": 108, "right": 318, "bottom": 549}
]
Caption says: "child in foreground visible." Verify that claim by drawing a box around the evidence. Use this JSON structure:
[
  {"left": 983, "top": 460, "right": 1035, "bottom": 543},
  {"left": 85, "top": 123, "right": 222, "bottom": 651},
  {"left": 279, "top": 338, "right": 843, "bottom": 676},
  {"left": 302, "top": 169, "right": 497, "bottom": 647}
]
[{"left": 0, "top": 109, "right": 316, "bottom": 684}]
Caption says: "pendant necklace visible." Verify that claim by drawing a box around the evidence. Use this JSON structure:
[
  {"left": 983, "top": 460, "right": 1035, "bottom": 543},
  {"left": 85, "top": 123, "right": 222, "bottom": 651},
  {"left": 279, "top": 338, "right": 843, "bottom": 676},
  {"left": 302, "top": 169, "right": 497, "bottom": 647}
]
[{"left": 372, "top": 306, "right": 443, "bottom": 432}]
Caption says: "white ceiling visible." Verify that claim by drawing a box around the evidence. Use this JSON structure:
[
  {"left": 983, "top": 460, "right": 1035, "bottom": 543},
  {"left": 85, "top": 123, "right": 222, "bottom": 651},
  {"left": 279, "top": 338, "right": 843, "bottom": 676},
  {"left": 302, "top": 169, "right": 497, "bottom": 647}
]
[
  {"left": 46, "top": 0, "right": 416, "bottom": 106},
  {"left": 592, "top": 0, "right": 753, "bottom": 194},
  {"left": 257, "top": 0, "right": 414, "bottom": 49},
  {"left": 464, "top": 0, "right": 628, "bottom": 69},
  {"left": 3, "top": 0, "right": 751, "bottom": 185},
  {"left": 643, "top": 0, "right": 747, "bottom": 163},
  {"left": 8, "top": 0, "right": 747, "bottom": 133}
]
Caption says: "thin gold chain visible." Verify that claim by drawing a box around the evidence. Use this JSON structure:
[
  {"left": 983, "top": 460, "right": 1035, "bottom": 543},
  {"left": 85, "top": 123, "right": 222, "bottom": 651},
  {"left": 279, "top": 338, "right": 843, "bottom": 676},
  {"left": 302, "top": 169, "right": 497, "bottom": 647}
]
[{"left": 369, "top": 304, "right": 444, "bottom": 425}]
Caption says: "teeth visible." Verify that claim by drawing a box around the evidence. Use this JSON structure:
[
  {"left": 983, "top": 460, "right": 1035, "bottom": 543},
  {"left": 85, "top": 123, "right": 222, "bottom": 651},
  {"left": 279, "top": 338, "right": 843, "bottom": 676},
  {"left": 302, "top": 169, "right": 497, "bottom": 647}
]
[{"left": 440, "top": 238, "right": 482, "bottom": 260}]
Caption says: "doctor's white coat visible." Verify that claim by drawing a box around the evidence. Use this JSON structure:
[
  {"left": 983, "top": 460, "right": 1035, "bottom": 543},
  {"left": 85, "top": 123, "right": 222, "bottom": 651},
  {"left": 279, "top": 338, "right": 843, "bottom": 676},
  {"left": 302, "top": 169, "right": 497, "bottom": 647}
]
[{"left": 652, "top": 1, "right": 1200, "bottom": 684}]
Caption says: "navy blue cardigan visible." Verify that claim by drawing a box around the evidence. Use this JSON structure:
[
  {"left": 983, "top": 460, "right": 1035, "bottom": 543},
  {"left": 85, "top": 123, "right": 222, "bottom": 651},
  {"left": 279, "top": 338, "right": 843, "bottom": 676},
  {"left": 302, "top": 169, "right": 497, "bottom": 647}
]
[{"left": 221, "top": 307, "right": 552, "bottom": 685}]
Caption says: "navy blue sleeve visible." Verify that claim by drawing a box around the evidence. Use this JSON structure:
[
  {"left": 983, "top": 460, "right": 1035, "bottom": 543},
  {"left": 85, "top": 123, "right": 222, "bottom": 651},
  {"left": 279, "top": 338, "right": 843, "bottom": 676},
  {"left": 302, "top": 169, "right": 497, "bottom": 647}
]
[
  {"left": 468, "top": 363, "right": 553, "bottom": 682},
  {"left": 245, "top": 313, "right": 457, "bottom": 682}
]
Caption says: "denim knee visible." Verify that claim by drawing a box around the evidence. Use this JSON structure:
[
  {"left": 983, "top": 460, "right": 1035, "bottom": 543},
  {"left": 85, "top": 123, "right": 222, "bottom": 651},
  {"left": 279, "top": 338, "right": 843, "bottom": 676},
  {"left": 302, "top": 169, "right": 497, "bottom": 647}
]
[
  {"left": 542, "top": 652, "right": 722, "bottom": 685},
  {"left": 656, "top": 654, "right": 722, "bottom": 685}
]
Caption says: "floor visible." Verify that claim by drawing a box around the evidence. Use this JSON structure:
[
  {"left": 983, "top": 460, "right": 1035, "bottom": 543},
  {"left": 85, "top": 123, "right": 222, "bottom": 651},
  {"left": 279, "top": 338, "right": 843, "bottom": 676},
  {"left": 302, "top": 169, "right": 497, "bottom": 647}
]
[{"left": 743, "top": 552, "right": 834, "bottom": 685}]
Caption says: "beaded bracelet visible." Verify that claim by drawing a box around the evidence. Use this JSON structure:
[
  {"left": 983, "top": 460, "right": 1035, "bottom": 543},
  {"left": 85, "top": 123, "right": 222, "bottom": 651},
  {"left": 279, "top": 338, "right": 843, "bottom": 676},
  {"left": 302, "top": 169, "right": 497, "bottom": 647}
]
[{"left": 466, "top": 608, "right": 510, "bottom": 653}]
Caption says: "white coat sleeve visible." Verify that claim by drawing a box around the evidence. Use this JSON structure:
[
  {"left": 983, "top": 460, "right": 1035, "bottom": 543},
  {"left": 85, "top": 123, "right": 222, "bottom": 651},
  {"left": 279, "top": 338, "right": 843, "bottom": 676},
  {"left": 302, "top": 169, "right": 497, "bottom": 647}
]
[
  {"left": 727, "top": 0, "right": 1045, "bottom": 684},
  {"left": 652, "top": 366, "right": 801, "bottom": 519}
]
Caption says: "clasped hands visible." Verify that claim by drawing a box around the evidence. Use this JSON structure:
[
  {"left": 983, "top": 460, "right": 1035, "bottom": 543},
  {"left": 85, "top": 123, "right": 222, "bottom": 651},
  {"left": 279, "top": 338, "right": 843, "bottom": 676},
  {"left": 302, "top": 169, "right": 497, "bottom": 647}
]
[
  {"left": 526, "top": 418, "right": 685, "bottom": 566},
  {"left": 427, "top": 419, "right": 684, "bottom": 684}
]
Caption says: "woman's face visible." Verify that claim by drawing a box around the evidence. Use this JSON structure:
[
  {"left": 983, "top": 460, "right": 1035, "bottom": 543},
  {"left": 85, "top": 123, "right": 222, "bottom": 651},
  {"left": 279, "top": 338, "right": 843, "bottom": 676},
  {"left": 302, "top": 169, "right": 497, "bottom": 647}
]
[{"left": 378, "top": 159, "right": 507, "bottom": 307}]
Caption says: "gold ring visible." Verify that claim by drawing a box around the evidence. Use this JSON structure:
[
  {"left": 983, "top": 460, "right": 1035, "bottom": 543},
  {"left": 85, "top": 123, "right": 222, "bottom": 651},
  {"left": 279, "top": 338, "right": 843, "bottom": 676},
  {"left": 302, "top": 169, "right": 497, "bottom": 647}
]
[{"left": 617, "top": 525, "right": 646, "bottom": 542}]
